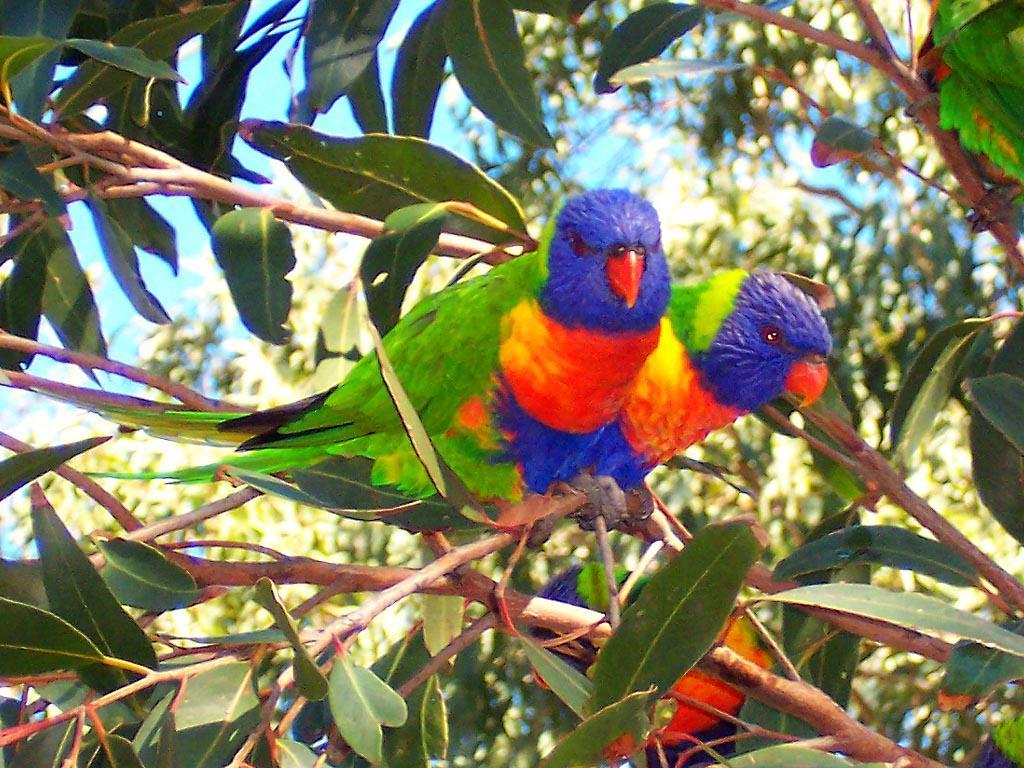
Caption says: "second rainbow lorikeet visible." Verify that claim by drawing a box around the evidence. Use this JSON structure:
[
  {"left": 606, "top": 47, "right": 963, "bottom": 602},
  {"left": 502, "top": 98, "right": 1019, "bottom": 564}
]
[
  {"left": 536, "top": 563, "right": 771, "bottom": 767},
  {"left": 29, "top": 189, "right": 670, "bottom": 518},
  {"left": 920, "top": 0, "right": 1024, "bottom": 192},
  {"left": 975, "top": 716, "right": 1024, "bottom": 768},
  {"left": 578, "top": 269, "right": 832, "bottom": 525}
]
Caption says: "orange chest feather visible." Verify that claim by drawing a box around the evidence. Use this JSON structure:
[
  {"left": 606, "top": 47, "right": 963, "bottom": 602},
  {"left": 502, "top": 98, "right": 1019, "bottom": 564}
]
[
  {"left": 621, "top": 320, "right": 741, "bottom": 463},
  {"left": 498, "top": 300, "right": 660, "bottom": 434}
]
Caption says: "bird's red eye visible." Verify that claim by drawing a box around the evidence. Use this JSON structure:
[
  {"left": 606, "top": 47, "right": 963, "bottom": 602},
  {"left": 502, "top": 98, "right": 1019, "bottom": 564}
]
[
  {"left": 569, "top": 232, "right": 595, "bottom": 257},
  {"left": 762, "top": 325, "right": 782, "bottom": 345}
]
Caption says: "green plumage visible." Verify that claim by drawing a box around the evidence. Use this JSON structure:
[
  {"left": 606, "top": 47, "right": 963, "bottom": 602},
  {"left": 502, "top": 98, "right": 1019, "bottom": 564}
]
[
  {"left": 87, "top": 222, "right": 554, "bottom": 499},
  {"left": 993, "top": 716, "right": 1024, "bottom": 767},
  {"left": 933, "top": 0, "right": 1024, "bottom": 183}
]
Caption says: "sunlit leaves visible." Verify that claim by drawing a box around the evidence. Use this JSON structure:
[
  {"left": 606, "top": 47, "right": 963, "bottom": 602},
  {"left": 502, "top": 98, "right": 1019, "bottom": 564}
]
[
  {"left": 253, "top": 577, "right": 329, "bottom": 701},
  {"left": 392, "top": 1, "right": 448, "bottom": 137},
  {"left": 0, "top": 437, "right": 109, "bottom": 502},
  {"left": 0, "top": 597, "right": 105, "bottom": 674},
  {"left": 211, "top": 207, "right": 296, "bottom": 344},
  {"left": 328, "top": 656, "right": 408, "bottom": 764}
]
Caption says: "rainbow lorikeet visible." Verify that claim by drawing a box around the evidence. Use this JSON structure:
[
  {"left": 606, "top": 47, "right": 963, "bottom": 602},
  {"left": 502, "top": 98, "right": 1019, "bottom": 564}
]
[
  {"left": 536, "top": 564, "right": 771, "bottom": 767},
  {"left": 579, "top": 269, "right": 832, "bottom": 522},
  {"left": 920, "top": 0, "right": 1024, "bottom": 189},
  {"left": 976, "top": 716, "right": 1024, "bottom": 768},
  {"left": 46, "top": 190, "right": 670, "bottom": 513}
]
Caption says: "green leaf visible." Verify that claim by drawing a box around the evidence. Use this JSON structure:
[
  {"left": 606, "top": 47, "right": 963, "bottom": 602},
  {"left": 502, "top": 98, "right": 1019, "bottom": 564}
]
[
  {"left": 764, "top": 583, "right": 1024, "bottom": 658},
  {"left": 302, "top": 0, "right": 399, "bottom": 115},
  {"left": 210, "top": 207, "right": 296, "bottom": 344},
  {"left": 40, "top": 223, "right": 107, "bottom": 359},
  {"left": 253, "top": 577, "right": 329, "bottom": 701},
  {"left": 96, "top": 734, "right": 145, "bottom": 768},
  {"left": 942, "top": 619, "right": 1024, "bottom": 699},
  {"left": 382, "top": 674, "right": 449, "bottom": 768},
  {"left": 773, "top": 525, "right": 979, "bottom": 587},
  {"left": 0, "top": 558, "right": 47, "bottom": 607},
  {"left": 348, "top": 54, "right": 388, "bottom": 134},
  {"left": 0, "top": 35, "right": 60, "bottom": 91},
  {"left": 718, "top": 745, "right": 886, "bottom": 767},
  {"left": 277, "top": 739, "right": 319, "bottom": 768},
  {"left": 329, "top": 656, "right": 408, "bottom": 764},
  {"left": 519, "top": 637, "right": 592, "bottom": 718},
  {"left": 64, "top": 39, "right": 182, "bottom": 81},
  {"left": 315, "top": 279, "right": 363, "bottom": 373},
  {"left": 88, "top": 197, "right": 171, "bottom": 325},
  {"left": 57, "top": 5, "right": 232, "bottom": 116},
  {"left": 422, "top": 593, "right": 464, "bottom": 655},
  {"left": 810, "top": 116, "right": 877, "bottom": 168},
  {"left": 174, "top": 662, "right": 261, "bottom": 768},
  {"left": 0, "top": 231, "right": 47, "bottom": 368},
  {"left": 132, "top": 690, "right": 175, "bottom": 766},
  {"left": 444, "top": 0, "right": 552, "bottom": 146},
  {"left": 970, "top": 319, "right": 1024, "bottom": 545},
  {"left": 594, "top": 3, "right": 704, "bottom": 93},
  {"left": 0, "top": 144, "right": 66, "bottom": 216},
  {"left": 890, "top": 318, "right": 989, "bottom": 462},
  {"left": 226, "top": 466, "right": 340, "bottom": 510},
  {"left": 969, "top": 374, "right": 1024, "bottom": 453},
  {"left": 367, "top": 321, "right": 490, "bottom": 524},
  {"left": 589, "top": 520, "right": 764, "bottom": 711},
  {"left": 0, "top": 437, "right": 109, "bottom": 503},
  {"left": 98, "top": 538, "right": 200, "bottom": 611},
  {"left": 361, "top": 203, "right": 446, "bottom": 335},
  {"left": 537, "top": 690, "right": 651, "bottom": 768},
  {"left": 242, "top": 121, "right": 526, "bottom": 240},
  {"left": 31, "top": 497, "right": 157, "bottom": 691},
  {"left": 608, "top": 58, "right": 744, "bottom": 88},
  {"left": 0, "top": 597, "right": 105, "bottom": 674},
  {"left": 104, "top": 197, "right": 178, "bottom": 274},
  {"left": 391, "top": 1, "right": 447, "bottom": 137},
  {"left": 7, "top": 720, "right": 75, "bottom": 768},
  {"left": 4, "top": 2, "right": 80, "bottom": 120}
]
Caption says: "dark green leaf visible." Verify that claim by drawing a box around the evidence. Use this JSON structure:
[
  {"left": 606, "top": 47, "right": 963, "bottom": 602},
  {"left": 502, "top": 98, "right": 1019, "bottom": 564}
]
[
  {"left": 253, "top": 577, "right": 329, "bottom": 701},
  {"left": 0, "top": 558, "right": 46, "bottom": 607},
  {"left": 348, "top": 54, "right": 388, "bottom": 134},
  {"left": 0, "top": 35, "right": 60, "bottom": 90},
  {"left": 810, "top": 116, "right": 877, "bottom": 168},
  {"left": 360, "top": 202, "right": 446, "bottom": 334},
  {"left": 971, "top": 319, "right": 1024, "bottom": 545},
  {"left": 89, "top": 197, "right": 171, "bottom": 324},
  {"left": 970, "top": 374, "right": 1024, "bottom": 453},
  {"left": 890, "top": 318, "right": 989, "bottom": 462},
  {"left": 98, "top": 538, "right": 200, "bottom": 611},
  {"left": 594, "top": 3, "right": 704, "bottom": 93},
  {"left": 0, "top": 437, "right": 109, "bottom": 502},
  {"left": 7, "top": 720, "right": 75, "bottom": 768},
  {"left": 303, "top": 0, "right": 399, "bottom": 115},
  {"left": 520, "top": 637, "right": 592, "bottom": 718},
  {"left": 329, "top": 656, "right": 408, "bottom": 764},
  {"left": 174, "top": 662, "right": 261, "bottom": 768},
  {"left": 96, "top": 734, "right": 145, "bottom": 768},
  {"left": 422, "top": 593, "right": 464, "bottom": 655},
  {"left": 942, "top": 619, "right": 1024, "bottom": 699},
  {"left": 104, "top": 197, "right": 178, "bottom": 274},
  {"left": 242, "top": 121, "right": 526, "bottom": 239},
  {"left": 40, "top": 224, "right": 107, "bottom": 359},
  {"left": 444, "top": 0, "right": 552, "bottom": 146},
  {"left": 589, "top": 520, "right": 764, "bottom": 711},
  {"left": 0, "top": 229, "right": 46, "bottom": 368},
  {"left": 57, "top": 5, "right": 233, "bottom": 116},
  {"left": 773, "top": 525, "right": 979, "bottom": 587},
  {"left": 0, "top": 597, "right": 104, "bottom": 674},
  {"left": 4, "top": 1, "right": 80, "bottom": 120},
  {"left": 382, "top": 674, "right": 449, "bottom": 768},
  {"left": 132, "top": 690, "right": 175, "bottom": 766},
  {"left": 210, "top": 207, "right": 296, "bottom": 344},
  {"left": 31, "top": 497, "right": 157, "bottom": 691},
  {"left": 608, "top": 58, "right": 744, "bottom": 88},
  {"left": 0, "top": 144, "right": 66, "bottom": 216},
  {"left": 765, "top": 583, "right": 1024, "bottom": 658},
  {"left": 226, "top": 466, "right": 338, "bottom": 510},
  {"left": 64, "top": 39, "right": 182, "bottom": 81},
  {"left": 537, "top": 690, "right": 651, "bottom": 768},
  {"left": 391, "top": 1, "right": 448, "bottom": 137}
]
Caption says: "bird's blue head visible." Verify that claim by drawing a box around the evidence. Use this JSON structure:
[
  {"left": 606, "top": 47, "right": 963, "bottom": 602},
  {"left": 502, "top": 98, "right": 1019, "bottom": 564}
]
[
  {"left": 694, "top": 272, "right": 833, "bottom": 412},
  {"left": 540, "top": 189, "right": 670, "bottom": 333}
]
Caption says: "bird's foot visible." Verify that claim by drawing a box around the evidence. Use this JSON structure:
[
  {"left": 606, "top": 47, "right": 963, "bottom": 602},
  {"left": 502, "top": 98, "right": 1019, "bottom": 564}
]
[
  {"left": 623, "top": 485, "right": 655, "bottom": 526},
  {"left": 571, "top": 473, "right": 627, "bottom": 531}
]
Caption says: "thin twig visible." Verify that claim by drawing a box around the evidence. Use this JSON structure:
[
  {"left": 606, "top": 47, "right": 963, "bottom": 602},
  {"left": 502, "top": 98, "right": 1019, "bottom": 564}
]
[
  {"left": 593, "top": 515, "right": 621, "bottom": 629},
  {"left": 741, "top": 606, "right": 801, "bottom": 682},
  {"left": 122, "top": 487, "right": 262, "bottom": 542},
  {"left": 397, "top": 613, "right": 499, "bottom": 697},
  {"left": 849, "top": 0, "right": 898, "bottom": 59}
]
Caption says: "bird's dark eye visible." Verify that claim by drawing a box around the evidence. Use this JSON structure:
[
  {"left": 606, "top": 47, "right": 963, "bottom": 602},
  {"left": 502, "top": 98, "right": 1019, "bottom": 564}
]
[
  {"left": 568, "top": 232, "right": 595, "bottom": 257},
  {"left": 762, "top": 324, "right": 783, "bottom": 345}
]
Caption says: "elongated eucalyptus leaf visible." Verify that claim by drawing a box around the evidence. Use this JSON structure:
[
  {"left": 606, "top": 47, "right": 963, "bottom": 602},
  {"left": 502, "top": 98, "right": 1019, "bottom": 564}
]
[
  {"left": 537, "top": 690, "right": 651, "bottom": 768},
  {"left": 969, "top": 374, "right": 1024, "bottom": 453},
  {"left": 40, "top": 222, "right": 107, "bottom": 359},
  {"left": 5, "top": 1, "right": 79, "bottom": 120},
  {"left": 391, "top": 1, "right": 447, "bottom": 137},
  {"left": 609, "top": 58, "right": 743, "bottom": 87},
  {"left": 0, "top": 597, "right": 104, "bottom": 674},
  {"left": 589, "top": 520, "right": 764, "bottom": 711},
  {"left": 98, "top": 539, "right": 200, "bottom": 611},
  {"left": 64, "top": 38, "right": 182, "bottom": 81},
  {"left": 0, "top": 35, "right": 60, "bottom": 91},
  {"left": 329, "top": 656, "right": 408, "bottom": 764},
  {"left": 422, "top": 593, "right": 465, "bottom": 655},
  {"left": 174, "top": 662, "right": 261, "bottom": 768},
  {"left": 0, "top": 233, "right": 46, "bottom": 368},
  {"left": 253, "top": 577, "right": 329, "bottom": 700},
  {"left": 520, "top": 637, "right": 592, "bottom": 718},
  {"left": 0, "top": 144, "right": 66, "bottom": 216},
  {"left": 942, "top": 619, "right": 1024, "bottom": 699},
  {"left": 347, "top": 54, "right": 388, "bottom": 134},
  {"left": 444, "top": 0, "right": 552, "bottom": 146},
  {"left": 0, "top": 437, "right": 109, "bottom": 502}
]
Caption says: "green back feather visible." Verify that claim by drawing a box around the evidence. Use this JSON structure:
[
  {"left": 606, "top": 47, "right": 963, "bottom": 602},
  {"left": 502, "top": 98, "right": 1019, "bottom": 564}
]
[
  {"left": 668, "top": 269, "right": 748, "bottom": 354},
  {"left": 994, "top": 716, "right": 1024, "bottom": 767}
]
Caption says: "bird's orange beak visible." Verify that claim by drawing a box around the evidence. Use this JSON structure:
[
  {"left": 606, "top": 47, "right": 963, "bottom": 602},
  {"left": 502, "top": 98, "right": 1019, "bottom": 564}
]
[
  {"left": 606, "top": 248, "right": 645, "bottom": 308},
  {"left": 785, "top": 356, "right": 829, "bottom": 407}
]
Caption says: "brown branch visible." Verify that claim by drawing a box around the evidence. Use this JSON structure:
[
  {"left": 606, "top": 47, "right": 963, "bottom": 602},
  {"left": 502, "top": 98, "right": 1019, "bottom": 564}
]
[
  {"left": 396, "top": 613, "right": 499, "bottom": 697},
  {"left": 0, "top": 430, "right": 141, "bottom": 532},
  {"left": 849, "top": 0, "right": 898, "bottom": 59},
  {"left": 123, "top": 487, "right": 263, "bottom": 542},
  {"left": 0, "top": 331, "right": 226, "bottom": 410}
]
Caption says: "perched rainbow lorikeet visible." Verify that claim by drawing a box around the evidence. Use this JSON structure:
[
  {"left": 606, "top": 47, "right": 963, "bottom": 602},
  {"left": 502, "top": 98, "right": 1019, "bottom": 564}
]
[
  {"left": 536, "top": 564, "right": 771, "bottom": 767},
  {"left": 42, "top": 189, "right": 670, "bottom": 515},
  {"left": 578, "top": 269, "right": 832, "bottom": 522},
  {"left": 976, "top": 716, "right": 1024, "bottom": 768},
  {"left": 920, "top": 0, "right": 1024, "bottom": 190}
]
